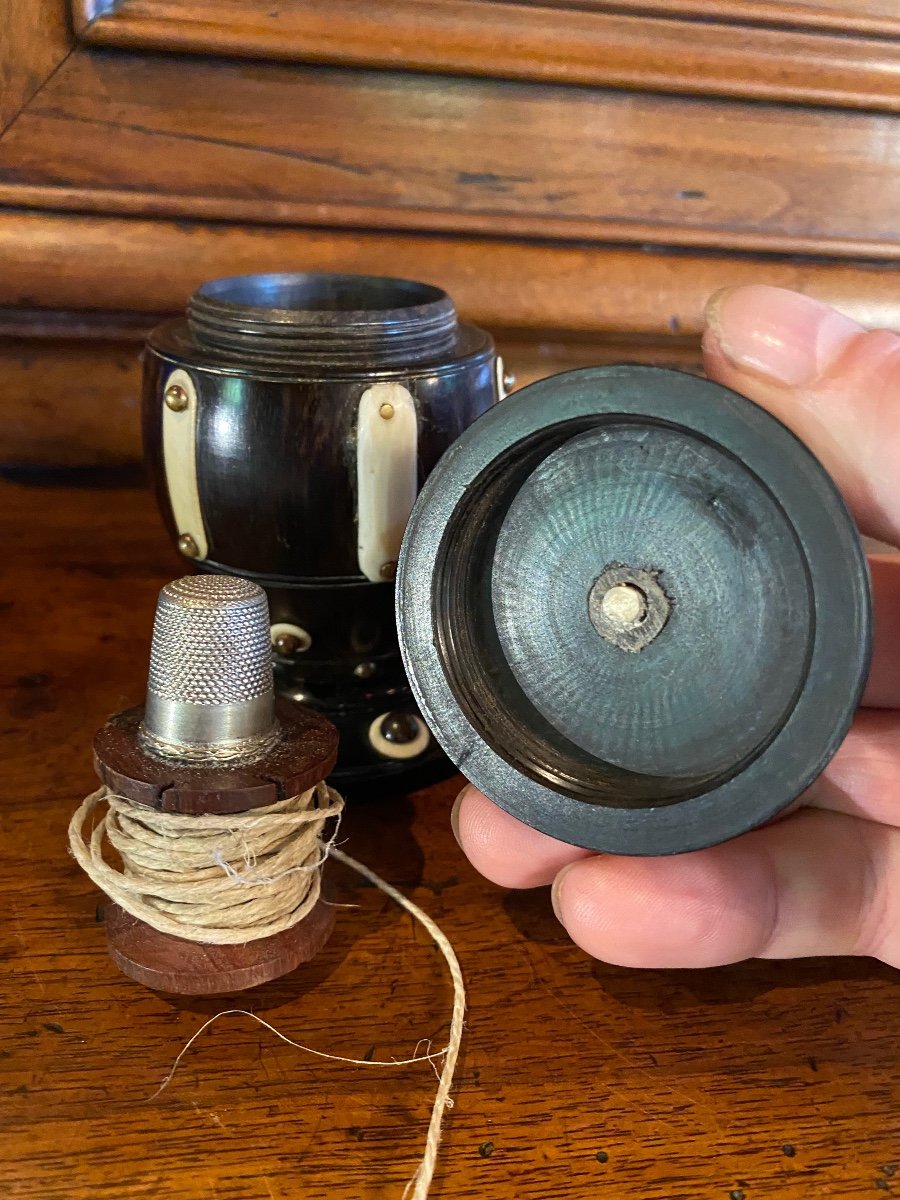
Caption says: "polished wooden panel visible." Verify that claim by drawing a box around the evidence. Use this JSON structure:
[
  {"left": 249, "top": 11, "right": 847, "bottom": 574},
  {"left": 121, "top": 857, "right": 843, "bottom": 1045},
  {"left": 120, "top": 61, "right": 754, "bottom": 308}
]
[
  {"left": 74, "top": 0, "right": 900, "bottom": 41},
  {"left": 5, "top": 212, "right": 900, "bottom": 334},
  {"left": 2, "top": 476, "right": 900, "bottom": 1198},
  {"left": 559, "top": 0, "right": 900, "bottom": 36},
  {"left": 4, "top": 52, "right": 900, "bottom": 258},
  {"left": 0, "top": 0, "right": 72, "bottom": 132},
  {"left": 0, "top": 337, "right": 143, "bottom": 466},
  {"left": 72, "top": 0, "right": 900, "bottom": 113},
  {"left": 501, "top": 333, "right": 703, "bottom": 385}
]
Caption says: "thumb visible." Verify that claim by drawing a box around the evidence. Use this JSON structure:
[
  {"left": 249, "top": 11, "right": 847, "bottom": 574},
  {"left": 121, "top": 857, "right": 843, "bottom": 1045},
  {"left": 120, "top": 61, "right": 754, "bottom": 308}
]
[{"left": 703, "top": 285, "right": 900, "bottom": 548}]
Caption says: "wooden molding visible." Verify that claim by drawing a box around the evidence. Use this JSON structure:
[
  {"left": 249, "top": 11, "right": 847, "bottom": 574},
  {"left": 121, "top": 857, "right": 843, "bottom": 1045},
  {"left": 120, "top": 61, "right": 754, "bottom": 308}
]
[
  {"left": 542, "top": 2, "right": 900, "bottom": 39},
  {"left": 0, "top": 307, "right": 161, "bottom": 340},
  {"left": 72, "top": 0, "right": 900, "bottom": 113},
  {"left": 3, "top": 210, "right": 900, "bottom": 337},
  {"left": 71, "top": 0, "right": 900, "bottom": 44},
  {"left": 5, "top": 51, "right": 900, "bottom": 261}
]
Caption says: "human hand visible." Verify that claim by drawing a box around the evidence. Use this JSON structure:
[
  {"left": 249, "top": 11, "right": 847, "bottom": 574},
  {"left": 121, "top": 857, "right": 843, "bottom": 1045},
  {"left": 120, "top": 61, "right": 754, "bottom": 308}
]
[{"left": 452, "top": 285, "right": 900, "bottom": 969}]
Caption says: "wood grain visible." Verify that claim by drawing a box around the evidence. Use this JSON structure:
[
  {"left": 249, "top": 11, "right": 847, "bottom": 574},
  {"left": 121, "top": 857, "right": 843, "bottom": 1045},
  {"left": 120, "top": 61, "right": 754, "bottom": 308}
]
[
  {"left": 73, "top": 0, "right": 900, "bottom": 43},
  {"left": 0, "top": 0, "right": 72, "bottom": 133},
  {"left": 104, "top": 898, "right": 337, "bottom": 996},
  {"left": 4, "top": 52, "right": 900, "bottom": 258},
  {"left": 4, "top": 212, "right": 900, "bottom": 331},
  {"left": 0, "top": 337, "right": 144, "bottom": 467},
  {"left": 538, "top": 0, "right": 900, "bottom": 37},
  {"left": 93, "top": 702, "right": 339, "bottom": 814},
  {"left": 1, "top": 475, "right": 900, "bottom": 1198},
  {"left": 72, "top": 0, "right": 900, "bottom": 113},
  {"left": 103, "top": 902, "right": 338, "bottom": 993}
]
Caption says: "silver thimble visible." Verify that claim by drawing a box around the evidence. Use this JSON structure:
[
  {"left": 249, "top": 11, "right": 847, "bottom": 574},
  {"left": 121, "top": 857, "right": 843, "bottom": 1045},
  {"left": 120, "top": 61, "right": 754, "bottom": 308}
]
[{"left": 141, "top": 575, "right": 277, "bottom": 762}]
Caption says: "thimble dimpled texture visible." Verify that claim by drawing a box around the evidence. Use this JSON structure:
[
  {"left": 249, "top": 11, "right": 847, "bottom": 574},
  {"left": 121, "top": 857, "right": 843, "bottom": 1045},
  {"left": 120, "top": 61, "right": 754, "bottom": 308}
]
[{"left": 146, "top": 576, "right": 272, "bottom": 706}]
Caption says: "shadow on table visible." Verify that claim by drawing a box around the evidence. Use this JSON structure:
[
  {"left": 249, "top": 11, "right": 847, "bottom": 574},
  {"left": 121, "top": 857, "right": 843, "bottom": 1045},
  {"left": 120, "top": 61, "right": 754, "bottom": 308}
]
[{"left": 500, "top": 883, "right": 900, "bottom": 1008}]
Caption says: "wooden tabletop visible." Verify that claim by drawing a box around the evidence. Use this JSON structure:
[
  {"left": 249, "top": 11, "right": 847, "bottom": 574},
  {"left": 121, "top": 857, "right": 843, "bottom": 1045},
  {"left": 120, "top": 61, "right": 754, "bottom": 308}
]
[{"left": 2, "top": 473, "right": 899, "bottom": 1200}]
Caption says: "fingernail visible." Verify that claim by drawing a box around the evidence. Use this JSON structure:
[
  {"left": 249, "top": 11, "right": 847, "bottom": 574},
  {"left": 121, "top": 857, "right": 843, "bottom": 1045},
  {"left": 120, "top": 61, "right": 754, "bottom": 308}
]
[
  {"left": 705, "top": 285, "right": 861, "bottom": 387},
  {"left": 551, "top": 864, "right": 575, "bottom": 925},
  {"left": 450, "top": 787, "right": 467, "bottom": 848}
]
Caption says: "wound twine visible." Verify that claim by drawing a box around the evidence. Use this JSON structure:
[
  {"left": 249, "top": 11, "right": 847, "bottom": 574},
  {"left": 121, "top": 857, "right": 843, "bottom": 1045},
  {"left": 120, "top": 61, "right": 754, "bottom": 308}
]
[
  {"left": 68, "top": 784, "right": 344, "bottom": 943},
  {"left": 68, "top": 786, "right": 466, "bottom": 1200}
]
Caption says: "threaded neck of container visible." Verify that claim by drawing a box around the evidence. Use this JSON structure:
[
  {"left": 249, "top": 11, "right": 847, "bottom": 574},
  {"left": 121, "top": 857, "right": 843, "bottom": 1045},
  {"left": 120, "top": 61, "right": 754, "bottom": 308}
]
[{"left": 187, "top": 272, "right": 459, "bottom": 367}]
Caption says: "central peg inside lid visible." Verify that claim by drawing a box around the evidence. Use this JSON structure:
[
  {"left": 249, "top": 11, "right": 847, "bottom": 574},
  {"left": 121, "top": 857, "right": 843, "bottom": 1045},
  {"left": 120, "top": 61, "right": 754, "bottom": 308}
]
[{"left": 587, "top": 565, "right": 669, "bottom": 652}]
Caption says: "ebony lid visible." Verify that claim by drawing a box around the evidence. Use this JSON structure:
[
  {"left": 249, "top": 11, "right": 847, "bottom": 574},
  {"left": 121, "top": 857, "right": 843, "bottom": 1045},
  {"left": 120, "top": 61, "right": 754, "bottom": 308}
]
[{"left": 396, "top": 366, "right": 872, "bottom": 856}]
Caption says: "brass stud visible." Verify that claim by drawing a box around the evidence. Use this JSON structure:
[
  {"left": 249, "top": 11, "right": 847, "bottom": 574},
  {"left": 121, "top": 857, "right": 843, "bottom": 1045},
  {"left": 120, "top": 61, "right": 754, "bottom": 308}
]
[
  {"left": 379, "top": 560, "right": 397, "bottom": 582},
  {"left": 164, "top": 383, "right": 190, "bottom": 412},
  {"left": 379, "top": 402, "right": 395, "bottom": 420},
  {"left": 177, "top": 533, "right": 199, "bottom": 558},
  {"left": 353, "top": 661, "right": 377, "bottom": 680},
  {"left": 379, "top": 711, "right": 423, "bottom": 744},
  {"left": 272, "top": 628, "right": 312, "bottom": 656}
]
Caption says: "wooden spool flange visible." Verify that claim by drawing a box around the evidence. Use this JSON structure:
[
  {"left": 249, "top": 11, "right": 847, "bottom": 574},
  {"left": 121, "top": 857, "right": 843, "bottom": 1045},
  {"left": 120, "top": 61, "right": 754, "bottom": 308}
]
[{"left": 92, "top": 698, "right": 339, "bottom": 994}]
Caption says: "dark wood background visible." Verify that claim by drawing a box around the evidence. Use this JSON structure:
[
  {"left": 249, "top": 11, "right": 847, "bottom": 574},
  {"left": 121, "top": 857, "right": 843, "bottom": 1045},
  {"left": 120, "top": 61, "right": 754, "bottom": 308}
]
[
  {"left": 2, "top": 3, "right": 900, "bottom": 1196},
  {"left": 4, "top": 0, "right": 900, "bottom": 469}
]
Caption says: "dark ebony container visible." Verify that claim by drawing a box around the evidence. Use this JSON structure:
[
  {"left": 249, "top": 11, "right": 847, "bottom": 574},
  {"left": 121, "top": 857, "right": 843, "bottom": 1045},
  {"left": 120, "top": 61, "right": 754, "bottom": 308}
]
[{"left": 143, "top": 272, "right": 500, "bottom": 786}]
